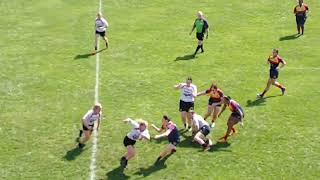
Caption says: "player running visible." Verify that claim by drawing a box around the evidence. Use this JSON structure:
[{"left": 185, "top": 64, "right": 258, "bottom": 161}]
[
  {"left": 174, "top": 77, "right": 197, "bottom": 130},
  {"left": 152, "top": 115, "right": 180, "bottom": 164},
  {"left": 218, "top": 96, "right": 244, "bottom": 143},
  {"left": 197, "top": 82, "right": 224, "bottom": 128},
  {"left": 120, "top": 118, "right": 150, "bottom": 168},
  {"left": 294, "top": 0, "right": 309, "bottom": 35},
  {"left": 93, "top": 12, "right": 109, "bottom": 54},
  {"left": 190, "top": 110, "right": 213, "bottom": 151},
  {"left": 189, "top": 11, "right": 209, "bottom": 56},
  {"left": 77, "top": 103, "right": 102, "bottom": 148},
  {"left": 257, "top": 49, "right": 286, "bottom": 98}
]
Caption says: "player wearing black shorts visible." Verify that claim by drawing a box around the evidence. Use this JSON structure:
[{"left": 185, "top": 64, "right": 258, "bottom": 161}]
[
  {"left": 257, "top": 49, "right": 286, "bottom": 98},
  {"left": 93, "top": 12, "right": 109, "bottom": 54},
  {"left": 189, "top": 11, "right": 209, "bottom": 56}
]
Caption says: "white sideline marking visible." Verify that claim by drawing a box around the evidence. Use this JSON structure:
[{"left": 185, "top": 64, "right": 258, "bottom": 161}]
[{"left": 89, "top": 0, "right": 102, "bottom": 179}]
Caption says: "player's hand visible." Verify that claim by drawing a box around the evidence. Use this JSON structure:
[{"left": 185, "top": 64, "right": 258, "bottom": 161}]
[
  {"left": 123, "top": 118, "right": 131, "bottom": 123},
  {"left": 151, "top": 124, "right": 157, "bottom": 128},
  {"left": 240, "top": 121, "right": 244, "bottom": 128}
]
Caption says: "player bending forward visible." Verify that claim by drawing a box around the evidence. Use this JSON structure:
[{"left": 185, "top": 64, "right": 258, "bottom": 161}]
[
  {"left": 190, "top": 110, "right": 213, "bottom": 151},
  {"left": 77, "top": 103, "right": 102, "bottom": 148},
  {"left": 152, "top": 115, "right": 180, "bottom": 164},
  {"left": 120, "top": 118, "right": 150, "bottom": 168}
]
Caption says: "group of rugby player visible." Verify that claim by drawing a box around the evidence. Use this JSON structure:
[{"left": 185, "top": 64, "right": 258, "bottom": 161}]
[{"left": 75, "top": 0, "right": 309, "bottom": 169}]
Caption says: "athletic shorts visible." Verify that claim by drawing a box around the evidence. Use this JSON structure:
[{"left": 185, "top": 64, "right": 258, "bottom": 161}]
[
  {"left": 208, "top": 98, "right": 221, "bottom": 106},
  {"left": 200, "top": 125, "right": 210, "bottom": 136},
  {"left": 179, "top": 100, "right": 194, "bottom": 112},
  {"left": 123, "top": 136, "right": 136, "bottom": 147},
  {"left": 96, "top": 30, "right": 106, "bottom": 37},
  {"left": 269, "top": 69, "right": 279, "bottom": 79},
  {"left": 82, "top": 124, "right": 93, "bottom": 131},
  {"left": 296, "top": 15, "right": 306, "bottom": 26},
  {"left": 168, "top": 135, "right": 180, "bottom": 146},
  {"left": 230, "top": 112, "right": 242, "bottom": 121},
  {"left": 196, "top": 33, "right": 204, "bottom": 41}
]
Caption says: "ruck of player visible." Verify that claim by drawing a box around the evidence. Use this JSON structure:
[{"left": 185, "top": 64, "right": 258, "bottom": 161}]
[{"left": 76, "top": 0, "right": 309, "bottom": 170}]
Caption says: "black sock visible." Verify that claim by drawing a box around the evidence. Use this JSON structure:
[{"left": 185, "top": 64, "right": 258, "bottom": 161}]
[
  {"left": 156, "top": 156, "right": 162, "bottom": 162},
  {"left": 194, "top": 45, "right": 201, "bottom": 55},
  {"left": 79, "top": 130, "right": 83, "bottom": 137},
  {"left": 200, "top": 45, "right": 204, "bottom": 52},
  {"left": 95, "top": 46, "right": 97, "bottom": 51}
]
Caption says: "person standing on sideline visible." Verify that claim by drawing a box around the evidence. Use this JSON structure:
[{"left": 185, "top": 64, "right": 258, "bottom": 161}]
[
  {"left": 93, "top": 12, "right": 109, "bottom": 54},
  {"left": 189, "top": 11, "right": 209, "bottom": 57},
  {"left": 77, "top": 103, "right": 102, "bottom": 148},
  {"left": 294, "top": 0, "right": 309, "bottom": 35},
  {"left": 257, "top": 49, "right": 286, "bottom": 98},
  {"left": 174, "top": 77, "right": 197, "bottom": 130}
]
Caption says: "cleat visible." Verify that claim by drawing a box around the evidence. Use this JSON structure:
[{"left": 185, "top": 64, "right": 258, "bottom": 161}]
[
  {"left": 78, "top": 143, "right": 85, "bottom": 149},
  {"left": 281, "top": 87, "right": 286, "bottom": 95},
  {"left": 256, "top": 93, "right": 263, "bottom": 98},
  {"left": 210, "top": 122, "right": 216, "bottom": 128}
]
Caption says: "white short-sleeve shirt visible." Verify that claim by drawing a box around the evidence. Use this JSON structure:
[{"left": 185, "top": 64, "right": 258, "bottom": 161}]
[
  {"left": 180, "top": 83, "right": 197, "bottom": 102},
  {"left": 82, "top": 109, "right": 101, "bottom": 127},
  {"left": 127, "top": 119, "right": 150, "bottom": 140},
  {"left": 95, "top": 17, "right": 108, "bottom": 32}
]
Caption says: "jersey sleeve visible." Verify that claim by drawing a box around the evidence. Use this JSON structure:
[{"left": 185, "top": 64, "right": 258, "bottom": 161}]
[
  {"left": 141, "top": 129, "right": 150, "bottom": 139},
  {"left": 304, "top": 4, "right": 309, "bottom": 11},
  {"left": 129, "top": 119, "right": 139, "bottom": 128},
  {"left": 277, "top": 56, "right": 284, "bottom": 63},
  {"left": 82, "top": 110, "right": 92, "bottom": 120},
  {"left": 218, "top": 89, "right": 224, "bottom": 97},
  {"left": 204, "top": 20, "right": 209, "bottom": 29}
]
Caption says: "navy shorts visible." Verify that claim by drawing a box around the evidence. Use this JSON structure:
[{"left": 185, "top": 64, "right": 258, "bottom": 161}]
[
  {"left": 296, "top": 15, "right": 306, "bottom": 26},
  {"left": 231, "top": 112, "right": 242, "bottom": 121},
  {"left": 200, "top": 125, "right": 210, "bottom": 136},
  {"left": 196, "top": 33, "right": 204, "bottom": 41},
  {"left": 96, "top": 30, "right": 106, "bottom": 37},
  {"left": 82, "top": 124, "right": 93, "bottom": 131},
  {"left": 179, "top": 100, "right": 194, "bottom": 112},
  {"left": 269, "top": 69, "right": 279, "bottom": 79}
]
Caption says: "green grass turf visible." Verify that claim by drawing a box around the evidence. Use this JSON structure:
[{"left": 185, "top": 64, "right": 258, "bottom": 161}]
[{"left": 0, "top": 0, "right": 319, "bottom": 179}]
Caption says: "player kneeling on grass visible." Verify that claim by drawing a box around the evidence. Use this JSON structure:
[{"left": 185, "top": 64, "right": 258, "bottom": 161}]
[
  {"left": 78, "top": 103, "right": 102, "bottom": 148},
  {"left": 121, "top": 118, "right": 150, "bottom": 168},
  {"left": 152, "top": 115, "right": 180, "bottom": 164},
  {"left": 218, "top": 96, "right": 244, "bottom": 143},
  {"left": 190, "top": 110, "right": 213, "bottom": 151}
]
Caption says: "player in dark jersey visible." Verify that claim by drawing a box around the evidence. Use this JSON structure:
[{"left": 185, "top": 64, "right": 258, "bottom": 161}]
[
  {"left": 197, "top": 82, "right": 224, "bottom": 128},
  {"left": 218, "top": 96, "right": 244, "bottom": 143},
  {"left": 152, "top": 115, "right": 180, "bottom": 164},
  {"left": 189, "top": 11, "right": 209, "bottom": 56},
  {"left": 294, "top": 0, "right": 309, "bottom": 34},
  {"left": 257, "top": 49, "right": 286, "bottom": 98}
]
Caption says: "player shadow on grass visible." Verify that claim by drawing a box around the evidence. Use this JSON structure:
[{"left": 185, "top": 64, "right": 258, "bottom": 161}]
[
  {"left": 175, "top": 54, "right": 196, "bottom": 61},
  {"left": 279, "top": 34, "right": 301, "bottom": 41},
  {"left": 208, "top": 142, "right": 231, "bottom": 152},
  {"left": 246, "top": 95, "right": 281, "bottom": 107},
  {"left": 134, "top": 154, "right": 172, "bottom": 178},
  {"left": 106, "top": 166, "right": 130, "bottom": 180},
  {"left": 73, "top": 48, "right": 107, "bottom": 60},
  {"left": 63, "top": 147, "right": 85, "bottom": 161}
]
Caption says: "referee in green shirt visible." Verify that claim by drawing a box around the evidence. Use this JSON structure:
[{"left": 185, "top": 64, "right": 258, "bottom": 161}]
[{"left": 189, "top": 11, "right": 209, "bottom": 56}]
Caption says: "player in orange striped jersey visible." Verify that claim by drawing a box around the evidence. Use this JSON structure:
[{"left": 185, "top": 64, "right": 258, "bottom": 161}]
[
  {"left": 197, "top": 82, "right": 224, "bottom": 128},
  {"left": 294, "top": 0, "right": 309, "bottom": 34},
  {"left": 257, "top": 49, "right": 286, "bottom": 98}
]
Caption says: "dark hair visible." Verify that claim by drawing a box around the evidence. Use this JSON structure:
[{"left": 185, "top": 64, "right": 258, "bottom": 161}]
[
  {"left": 224, "top": 96, "right": 231, "bottom": 101},
  {"left": 186, "top": 76, "right": 192, "bottom": 82},
  {"left": 273, "top": 48, "right": 279, "bottom": 54},
  {"left": 163, "top": 115, "right": 171, "bottom": 122},
  {"left": 211, "top": 83, "right": 218, "bottom": 89}
]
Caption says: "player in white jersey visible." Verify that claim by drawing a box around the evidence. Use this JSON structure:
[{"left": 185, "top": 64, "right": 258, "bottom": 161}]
[
  {"left": 78, "top": 103, "right": 102, "bottom": 148},
  {"left": 174, "top": 77, "right": 197, "bottom": 130},
  {"left": 190, "top": 110, "right": 213, "bottom": 151},
  {"left": 120, "top": 118, "right": 150, "bottom": 168},
  {"left": 93, "top": 12, "right": 109, "bottom": 54}
]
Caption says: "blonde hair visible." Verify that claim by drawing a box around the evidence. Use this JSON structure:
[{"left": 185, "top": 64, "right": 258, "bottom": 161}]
[
  {"left": 93, "top": 102, "right": 102, "bottom": 109},
  {"left": 136, "top": 119, "right": 148, "bottom": 127},
  {"left": 197, "top": 11, "right": 204, "bottom": 18}
]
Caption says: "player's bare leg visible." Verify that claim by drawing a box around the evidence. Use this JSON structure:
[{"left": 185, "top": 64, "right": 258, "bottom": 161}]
[{"left": 211, "top": 106, "right": 221, "bottom": 128}]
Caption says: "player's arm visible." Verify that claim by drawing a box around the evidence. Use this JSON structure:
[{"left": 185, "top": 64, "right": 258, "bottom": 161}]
[
  {"left": 192, "top": 120, "right": 199, "bottom": 135},
  {"left": 154, "top": 129, "right": 172, "bottom": 139},
  {"left": 197, "top": 90, "right": 207, "bottom": 97},
  {"left": 192, "top": 87, "right": 198, "bottom": 98},
  {"left": 204, "top": 20, "right": 209, "bottom": 39},
  {"left": 278, "top": 59, "right": 286, "bottom": 70},
  {"left": 151, "top": 124, "right": 165, "bottom": 133},
  {"left": 218, "top": 104, "right": 227, "bottom": 117},
  {"left": 174, "top": 83, "right": 183, "bottom": 89},
  {"left": 189, "top": 20, "right": 196, "bottom": 35}
]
